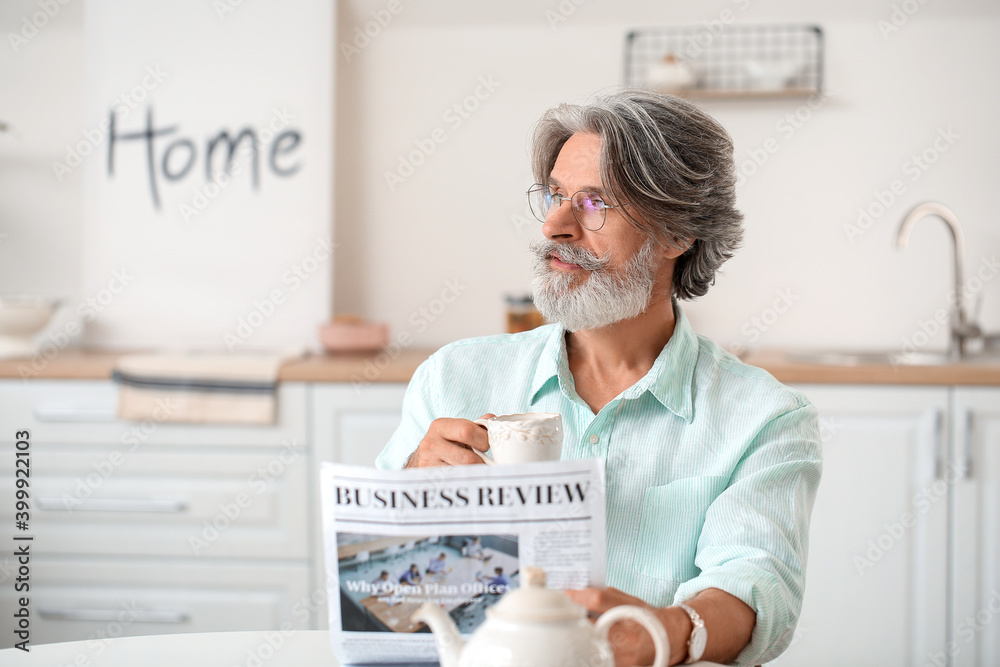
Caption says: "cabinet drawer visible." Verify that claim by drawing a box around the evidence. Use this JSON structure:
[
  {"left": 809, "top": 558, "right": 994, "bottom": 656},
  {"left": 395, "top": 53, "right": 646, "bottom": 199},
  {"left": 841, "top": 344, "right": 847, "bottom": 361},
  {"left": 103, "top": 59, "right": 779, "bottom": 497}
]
[
  {"left": 311, "top": 383, "right": 406, "bottom": 466},
  {"left": 0, "top": 380, "right": 307, "bottom": 447},
  {"left": 0, "top": 446, "right": 309, "bottom": 559},
  {"left": 0, "top": 557, "right": 312, "bottom": 648}
]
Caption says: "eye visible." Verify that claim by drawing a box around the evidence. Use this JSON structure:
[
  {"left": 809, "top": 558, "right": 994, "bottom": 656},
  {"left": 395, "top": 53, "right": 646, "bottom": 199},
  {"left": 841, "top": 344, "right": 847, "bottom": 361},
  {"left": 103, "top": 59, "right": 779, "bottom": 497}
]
[{"left": 575, "top": 193, "right": 606, "bottom": 212}]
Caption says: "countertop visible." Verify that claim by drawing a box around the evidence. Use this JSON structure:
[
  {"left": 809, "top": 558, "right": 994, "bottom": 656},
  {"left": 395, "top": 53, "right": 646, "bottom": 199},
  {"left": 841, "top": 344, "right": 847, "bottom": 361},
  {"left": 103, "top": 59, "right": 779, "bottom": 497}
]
[
  {"left": 741, "top": 349, "right": 1000, "bottom": 386},
  {"left": 2, "top": 348, "right": 1000, "bottom": 385},
  {"left": 0, "top": 348, "right": 435, "bottom": 382}
]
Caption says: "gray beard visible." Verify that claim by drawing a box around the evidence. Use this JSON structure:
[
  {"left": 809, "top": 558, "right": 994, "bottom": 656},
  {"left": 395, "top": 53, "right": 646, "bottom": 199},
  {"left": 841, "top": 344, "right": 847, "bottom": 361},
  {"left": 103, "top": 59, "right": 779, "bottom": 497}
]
[{"left": 529, "top": 238, "right": 659, "bottom": 332}]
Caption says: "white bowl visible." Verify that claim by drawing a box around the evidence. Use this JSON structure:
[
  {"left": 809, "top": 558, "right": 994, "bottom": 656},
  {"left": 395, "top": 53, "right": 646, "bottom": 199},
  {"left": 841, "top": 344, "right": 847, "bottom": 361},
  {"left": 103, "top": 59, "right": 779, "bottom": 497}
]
[
  {"left": 0, "top": 296, "right": 60, "bottom": 358},
  {"left": 743, "top": 60, "right": 801, "bottom": 90}
]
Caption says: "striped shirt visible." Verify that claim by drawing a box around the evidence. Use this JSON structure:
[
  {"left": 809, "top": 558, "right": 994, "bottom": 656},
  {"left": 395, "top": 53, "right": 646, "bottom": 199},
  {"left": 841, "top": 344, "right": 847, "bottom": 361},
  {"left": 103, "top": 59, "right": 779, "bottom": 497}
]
[{"left": 376, "top": 305, "right": 822, "bottom": 665}]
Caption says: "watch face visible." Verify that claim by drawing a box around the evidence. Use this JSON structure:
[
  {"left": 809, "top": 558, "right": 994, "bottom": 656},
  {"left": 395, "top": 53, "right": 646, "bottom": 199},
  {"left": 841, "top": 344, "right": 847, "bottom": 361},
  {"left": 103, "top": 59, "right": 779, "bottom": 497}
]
[{"left": 689, "top": 627, "right": 708, "bottom": 660}]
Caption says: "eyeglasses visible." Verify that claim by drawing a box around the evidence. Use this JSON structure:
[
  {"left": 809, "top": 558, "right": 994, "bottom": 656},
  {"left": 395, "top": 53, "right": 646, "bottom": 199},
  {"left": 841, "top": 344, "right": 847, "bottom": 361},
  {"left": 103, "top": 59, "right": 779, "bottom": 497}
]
[{"left": 526, "top": 184, "right": 626, "bottom": 232}]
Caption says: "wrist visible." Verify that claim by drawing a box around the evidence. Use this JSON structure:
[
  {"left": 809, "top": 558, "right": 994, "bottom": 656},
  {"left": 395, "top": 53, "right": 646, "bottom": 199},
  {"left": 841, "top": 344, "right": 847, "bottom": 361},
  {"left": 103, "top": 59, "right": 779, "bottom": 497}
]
[{"left": 659, "top": 605, "right": 693, "bottom": 666}]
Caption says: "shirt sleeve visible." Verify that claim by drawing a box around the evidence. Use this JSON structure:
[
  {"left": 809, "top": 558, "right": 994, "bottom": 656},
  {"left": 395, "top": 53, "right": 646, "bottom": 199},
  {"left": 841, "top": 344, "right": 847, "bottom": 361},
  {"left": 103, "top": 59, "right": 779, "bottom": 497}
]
[
  {"left": 673, "top": 401, "right": 823, "bottom": 666},
  {"left": 375, "top": 354, "right": 440, "bottom": 470}
]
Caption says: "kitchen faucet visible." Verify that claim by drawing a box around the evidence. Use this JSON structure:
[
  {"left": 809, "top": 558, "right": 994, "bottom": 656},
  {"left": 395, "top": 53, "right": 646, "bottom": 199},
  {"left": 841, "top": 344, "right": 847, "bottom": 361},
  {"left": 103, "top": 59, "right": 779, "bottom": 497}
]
[{"left": 896, "top": 202, "right": 979, "bottom": 360}]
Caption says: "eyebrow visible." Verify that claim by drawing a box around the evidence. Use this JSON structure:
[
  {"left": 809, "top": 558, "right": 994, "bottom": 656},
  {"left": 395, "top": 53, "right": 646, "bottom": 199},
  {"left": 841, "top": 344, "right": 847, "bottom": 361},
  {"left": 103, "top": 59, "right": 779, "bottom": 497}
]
[{"left": 548, "top": 176, "right": 608, "bottom": 197}]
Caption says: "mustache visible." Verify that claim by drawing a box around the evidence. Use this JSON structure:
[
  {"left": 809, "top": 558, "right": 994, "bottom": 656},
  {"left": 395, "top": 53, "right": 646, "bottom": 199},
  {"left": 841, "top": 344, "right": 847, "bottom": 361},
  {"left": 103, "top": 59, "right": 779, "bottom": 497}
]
[{"left": 529, "top": 240, "right": 610, "bottom": 271}]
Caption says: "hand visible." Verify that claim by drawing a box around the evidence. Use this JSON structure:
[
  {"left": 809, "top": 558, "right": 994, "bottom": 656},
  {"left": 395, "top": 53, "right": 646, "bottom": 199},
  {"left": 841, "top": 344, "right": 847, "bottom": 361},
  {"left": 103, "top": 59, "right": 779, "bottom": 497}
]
[
  {"left": 564, "top": 587, "right": 670, "bottom": 667},
  {"left": 405, "top": 414, "right": 495, "bottom": 467}
]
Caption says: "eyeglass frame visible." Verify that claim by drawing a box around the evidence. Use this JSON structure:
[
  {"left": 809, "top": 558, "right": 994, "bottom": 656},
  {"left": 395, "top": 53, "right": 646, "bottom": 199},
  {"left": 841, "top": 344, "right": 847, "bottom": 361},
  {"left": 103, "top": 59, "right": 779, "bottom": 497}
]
[{"left": 526, "top": 183, "right": 628, "bottom": 232}]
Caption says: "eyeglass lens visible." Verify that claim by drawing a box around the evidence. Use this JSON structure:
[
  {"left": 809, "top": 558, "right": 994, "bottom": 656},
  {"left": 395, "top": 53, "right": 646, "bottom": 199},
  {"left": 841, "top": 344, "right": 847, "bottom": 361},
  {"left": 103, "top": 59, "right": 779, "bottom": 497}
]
[{"left": 527, "top": 186, "right": 606, "bottom": 231}]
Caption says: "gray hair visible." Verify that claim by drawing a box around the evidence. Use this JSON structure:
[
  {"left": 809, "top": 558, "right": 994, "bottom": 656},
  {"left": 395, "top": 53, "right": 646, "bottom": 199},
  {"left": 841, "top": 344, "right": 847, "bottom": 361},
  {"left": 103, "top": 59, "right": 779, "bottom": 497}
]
[{"left": 530, "top": 89, "right": 744, "bottom": 300}]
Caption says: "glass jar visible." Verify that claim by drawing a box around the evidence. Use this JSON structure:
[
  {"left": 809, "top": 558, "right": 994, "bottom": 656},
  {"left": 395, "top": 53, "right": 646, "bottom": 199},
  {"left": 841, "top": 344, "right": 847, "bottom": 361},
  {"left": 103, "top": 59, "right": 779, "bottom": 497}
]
[{"left": 505, "top": 294, "right": 545, "bottom": 334}]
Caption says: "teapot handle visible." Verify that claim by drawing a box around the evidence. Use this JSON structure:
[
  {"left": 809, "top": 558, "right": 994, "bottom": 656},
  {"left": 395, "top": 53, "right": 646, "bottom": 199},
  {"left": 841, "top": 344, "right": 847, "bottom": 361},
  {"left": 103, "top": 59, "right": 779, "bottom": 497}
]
[{"left": 595, "top": 605, "right": 670, "bottom": 667}]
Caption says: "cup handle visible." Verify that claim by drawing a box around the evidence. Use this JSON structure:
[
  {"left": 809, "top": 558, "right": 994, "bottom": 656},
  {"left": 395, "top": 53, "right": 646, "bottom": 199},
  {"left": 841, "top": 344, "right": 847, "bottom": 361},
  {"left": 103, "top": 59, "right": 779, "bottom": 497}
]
[
  {"left": 594, "top": 605, "right": 670, "bottom": 667},
  {"left": 471, "top": 418, "right": 494, "bottom": 465}
]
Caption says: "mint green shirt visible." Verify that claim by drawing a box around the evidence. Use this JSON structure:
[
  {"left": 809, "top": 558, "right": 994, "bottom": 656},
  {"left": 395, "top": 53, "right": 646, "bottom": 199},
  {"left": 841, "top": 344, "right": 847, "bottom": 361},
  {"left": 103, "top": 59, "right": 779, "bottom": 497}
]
[{"left": 376, "top": 306, "right": 822, "bottom": 665}]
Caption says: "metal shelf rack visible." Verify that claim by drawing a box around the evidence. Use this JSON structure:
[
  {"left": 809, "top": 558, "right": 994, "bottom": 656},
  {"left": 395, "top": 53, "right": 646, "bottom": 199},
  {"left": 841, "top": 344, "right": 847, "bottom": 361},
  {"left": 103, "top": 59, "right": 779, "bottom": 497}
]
[{"left": 624, "top": 24, "right": 824, "bottom": 99}]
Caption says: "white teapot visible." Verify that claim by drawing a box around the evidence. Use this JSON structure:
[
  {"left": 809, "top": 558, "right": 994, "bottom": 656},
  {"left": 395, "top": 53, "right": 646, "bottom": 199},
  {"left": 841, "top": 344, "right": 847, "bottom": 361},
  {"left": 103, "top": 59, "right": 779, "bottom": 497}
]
[{"left": 414, "top": 567, "right": 668, "bottom": 667}]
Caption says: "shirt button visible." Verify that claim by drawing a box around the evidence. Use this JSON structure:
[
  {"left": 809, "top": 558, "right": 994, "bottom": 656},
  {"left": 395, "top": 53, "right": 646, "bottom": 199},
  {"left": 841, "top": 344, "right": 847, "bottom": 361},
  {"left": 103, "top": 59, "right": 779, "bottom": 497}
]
[{"left": 589, "top": 435, "right": 599, "bottom": 444}]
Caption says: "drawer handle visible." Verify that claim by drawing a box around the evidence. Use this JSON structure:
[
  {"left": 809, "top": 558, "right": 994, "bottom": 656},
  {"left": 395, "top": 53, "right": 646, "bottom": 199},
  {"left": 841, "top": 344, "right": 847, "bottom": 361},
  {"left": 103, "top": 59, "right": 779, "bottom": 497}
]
[
  {"left": 931, "top": 408, "right": 943, "bottom": 480},
  {"left": 33, "top": 406, "right": 117, "bottom": 422},
  {"left": 37, "top": 498, "right": 188, "bottom": 513},
  {"left": 961, "top": 409, "right": 974, "bottom": 479},
  {"left": 39, "top": 608, "right": 189, "bottom": 623}
]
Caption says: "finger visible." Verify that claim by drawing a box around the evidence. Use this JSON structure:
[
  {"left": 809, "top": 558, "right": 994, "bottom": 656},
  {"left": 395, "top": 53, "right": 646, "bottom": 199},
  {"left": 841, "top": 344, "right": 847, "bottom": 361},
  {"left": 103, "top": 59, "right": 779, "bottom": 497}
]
[
  {"left": 410, "top": 435, "right": 463, "bottom": 469},
  {"left": 564, "top": 587, "right": 646, "bottom": 615},
  {"left": 416, "top": 419, "right": 494, "bottom": 465},
  {"left": 564, "top": 588, "right": 614, "bottom": 614},
  {"left": 440, "top": 443, "right": 488, "bottom": 466},
  {"left": 426, "top": 435, "right": 488, "bottom": 467},
  {"left": 442, "top": 419, "right": 491, "bottom": 453},
  {"left": 603, "top": 586, "right": 646, "bottom": 607},
  {"left": 433, "top": 418, "right": 489, "bottom": 449}
]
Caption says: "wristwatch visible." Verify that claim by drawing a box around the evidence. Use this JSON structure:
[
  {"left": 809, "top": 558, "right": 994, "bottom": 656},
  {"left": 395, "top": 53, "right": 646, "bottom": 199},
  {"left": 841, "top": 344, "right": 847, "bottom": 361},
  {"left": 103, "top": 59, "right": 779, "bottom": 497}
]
[{"left": 677, "top": 602, "right": 707, "bottom": 664}]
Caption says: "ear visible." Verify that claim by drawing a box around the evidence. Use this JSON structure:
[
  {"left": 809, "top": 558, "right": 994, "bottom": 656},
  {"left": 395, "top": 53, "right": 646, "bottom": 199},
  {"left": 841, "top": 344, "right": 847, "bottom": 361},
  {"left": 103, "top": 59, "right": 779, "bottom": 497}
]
[{"left": 661, "top": 237, "right": 695, "bottom": 260}]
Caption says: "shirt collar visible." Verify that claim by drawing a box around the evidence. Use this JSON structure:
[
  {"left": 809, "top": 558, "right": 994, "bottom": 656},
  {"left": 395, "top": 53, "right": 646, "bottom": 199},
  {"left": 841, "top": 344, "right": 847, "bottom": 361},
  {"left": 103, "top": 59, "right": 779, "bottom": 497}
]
[
  {"left": 528, "top": 303, "right": 698, "bottom": 423},
  {"left": 529, "top": 323, "right": 569, "bottom": 404},
  {"left": 621, "top": 302, "right": 697, "bottom": 423}
]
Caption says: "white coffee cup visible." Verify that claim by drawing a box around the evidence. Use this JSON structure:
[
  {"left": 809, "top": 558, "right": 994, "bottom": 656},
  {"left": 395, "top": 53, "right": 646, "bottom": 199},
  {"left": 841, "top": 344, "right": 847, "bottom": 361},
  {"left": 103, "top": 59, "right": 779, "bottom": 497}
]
[{"left": 471, "top": 412, "right": 563, "bottom": 465}]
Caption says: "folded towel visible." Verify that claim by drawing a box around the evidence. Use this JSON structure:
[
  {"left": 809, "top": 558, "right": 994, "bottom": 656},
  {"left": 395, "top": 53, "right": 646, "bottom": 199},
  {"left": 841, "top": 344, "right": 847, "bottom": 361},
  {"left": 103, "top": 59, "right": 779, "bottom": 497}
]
[{"left": 113, "top": 353, "right": 294, "bottom": 425}]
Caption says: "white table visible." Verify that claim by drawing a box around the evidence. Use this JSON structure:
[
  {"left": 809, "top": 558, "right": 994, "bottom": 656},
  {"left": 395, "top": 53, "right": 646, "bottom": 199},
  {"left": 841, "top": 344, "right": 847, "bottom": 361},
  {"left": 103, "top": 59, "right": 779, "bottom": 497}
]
[
  {"left": 0, "top": 631, "right": 342, "bottom": 667},
  {"left": 0, "top": 630, "right": 726, "bottom": 666}
]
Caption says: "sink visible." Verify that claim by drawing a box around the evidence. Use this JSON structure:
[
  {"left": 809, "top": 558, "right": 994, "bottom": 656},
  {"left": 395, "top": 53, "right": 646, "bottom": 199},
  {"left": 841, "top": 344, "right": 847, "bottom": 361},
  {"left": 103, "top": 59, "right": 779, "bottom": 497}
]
[{"left": 786, "top": 350, "right": 1000, "bottom": 367}]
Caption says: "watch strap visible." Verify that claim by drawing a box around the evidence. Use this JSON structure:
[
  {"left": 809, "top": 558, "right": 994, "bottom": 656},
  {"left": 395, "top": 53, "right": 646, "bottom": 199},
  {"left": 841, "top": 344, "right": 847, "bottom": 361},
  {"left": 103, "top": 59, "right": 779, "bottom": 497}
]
[{"left": 677, "top": 602, "right": 706, "bottom": 664}]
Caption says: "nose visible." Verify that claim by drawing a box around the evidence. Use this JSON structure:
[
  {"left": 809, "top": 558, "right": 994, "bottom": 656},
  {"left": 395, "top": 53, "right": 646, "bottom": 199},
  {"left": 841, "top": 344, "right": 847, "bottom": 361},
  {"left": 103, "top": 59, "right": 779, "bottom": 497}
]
[{"left": 541, "top": 199, "right": 581, "bottom": 241}]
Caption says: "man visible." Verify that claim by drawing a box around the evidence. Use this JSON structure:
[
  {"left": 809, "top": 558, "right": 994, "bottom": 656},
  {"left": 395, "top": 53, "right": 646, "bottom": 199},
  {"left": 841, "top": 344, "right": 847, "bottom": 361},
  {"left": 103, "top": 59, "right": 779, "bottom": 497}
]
[
  {"left": 426, "top": 552, "right": 448, "bottom": 575},
  {"left": 376, "top": 90, "right": 821, "bottom": 666},
  {"left": 398, "top": 563, "right": 422, "bottom": 586},
  {"left": 479, "top": 566, "right": 510, "bottom": 593},
  {"left": 464, "top": 536, "right": 488, "bottom": 560},
  {"left": 370, "top": 570, "right": 391, "bottom": 591}
]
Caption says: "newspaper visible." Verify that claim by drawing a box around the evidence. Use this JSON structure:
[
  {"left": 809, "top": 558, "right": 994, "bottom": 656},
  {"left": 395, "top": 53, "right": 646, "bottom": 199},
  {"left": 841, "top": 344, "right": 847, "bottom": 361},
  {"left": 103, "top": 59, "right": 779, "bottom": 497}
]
[{"left": 320, "top": 459, "right": 606, "bottom": 665}]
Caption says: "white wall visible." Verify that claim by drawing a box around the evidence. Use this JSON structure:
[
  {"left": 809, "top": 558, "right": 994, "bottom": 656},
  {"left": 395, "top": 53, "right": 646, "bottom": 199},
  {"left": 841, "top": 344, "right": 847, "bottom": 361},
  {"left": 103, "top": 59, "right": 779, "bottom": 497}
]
[
  {"left": 3, "top": 1, "right": 999, "bottom": 356},
  {"left": 1, "top": 0, "right": 334, "bottom": 352},
  {"left": 80, "top": 0, "right": 333, "bottom": 351},
  {"left": 0, "top": 0, "right": 84, "bottom": 300},
  {"left": 334, "top": 0, "right": 1000, "bottom": 355}
]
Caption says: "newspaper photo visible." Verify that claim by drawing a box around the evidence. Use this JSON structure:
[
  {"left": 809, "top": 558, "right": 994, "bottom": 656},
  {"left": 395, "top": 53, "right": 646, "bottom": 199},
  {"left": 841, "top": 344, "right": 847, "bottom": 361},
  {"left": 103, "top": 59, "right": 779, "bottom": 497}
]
[{"left": 320, "top": 459, "right": 607, "bottom": 665}]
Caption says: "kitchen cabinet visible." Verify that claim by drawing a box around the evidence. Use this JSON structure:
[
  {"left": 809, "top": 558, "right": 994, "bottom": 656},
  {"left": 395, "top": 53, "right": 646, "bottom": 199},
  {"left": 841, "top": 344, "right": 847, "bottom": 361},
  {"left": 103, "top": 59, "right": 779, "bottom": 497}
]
[
  {"left": 951, "top": 388, "right": 1000, "bottom": 667},
  {"left": 310, "top": 383, "right": 406, "bottom": 467},
  {"left": 0, "top": 380, "right": 313, "bottom": 647},
  {"left": 7, "top": 444, "right": 308, "bottom": 559},
  {"left": 0, "top": 558, "right": 309, "bottom": 647},
  {"left": 772, "top": 386, "right": 950, "bottom": 667},
  {"left": 3, "top": 373, "right": 995, "bottom": 660},
  {"left": 0, "top": 379, "right": 307, "bottom": 447}
]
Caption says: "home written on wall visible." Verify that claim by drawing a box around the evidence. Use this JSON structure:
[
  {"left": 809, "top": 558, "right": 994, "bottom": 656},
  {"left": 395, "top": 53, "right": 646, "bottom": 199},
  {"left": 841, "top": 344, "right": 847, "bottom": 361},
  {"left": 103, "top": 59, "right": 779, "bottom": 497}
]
[
  {"left": 82, "top": 0, "right": 332, "bottom": 351},
  {"left": 105, "top": 106, "right": 303, "bottom": 212}
]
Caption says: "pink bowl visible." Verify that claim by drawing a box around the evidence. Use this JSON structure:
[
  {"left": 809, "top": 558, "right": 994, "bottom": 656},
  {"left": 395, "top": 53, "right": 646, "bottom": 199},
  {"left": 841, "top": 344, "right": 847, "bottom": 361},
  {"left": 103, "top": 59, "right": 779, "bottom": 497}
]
[{"left": 319, "top": 320, "right": 389, "bottom": 352}]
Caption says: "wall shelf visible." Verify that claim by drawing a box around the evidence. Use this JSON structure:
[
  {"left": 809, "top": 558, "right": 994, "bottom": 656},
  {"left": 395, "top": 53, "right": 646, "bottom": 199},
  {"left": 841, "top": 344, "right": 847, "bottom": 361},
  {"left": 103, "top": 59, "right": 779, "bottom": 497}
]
[{"left": 624, "top": 24, "right": 824, "bottom": 100}]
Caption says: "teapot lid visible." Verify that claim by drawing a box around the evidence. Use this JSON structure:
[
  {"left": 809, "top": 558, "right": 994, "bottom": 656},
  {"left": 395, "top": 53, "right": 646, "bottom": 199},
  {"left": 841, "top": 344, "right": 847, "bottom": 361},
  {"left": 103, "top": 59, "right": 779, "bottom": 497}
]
[{"left": 488, "top": 567, "right": 585, "bottom": 622}]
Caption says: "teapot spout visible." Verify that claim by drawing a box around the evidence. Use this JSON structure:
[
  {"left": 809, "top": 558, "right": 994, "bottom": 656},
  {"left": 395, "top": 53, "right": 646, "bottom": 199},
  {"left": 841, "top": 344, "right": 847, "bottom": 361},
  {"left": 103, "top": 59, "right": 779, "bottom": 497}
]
[{"left": 413, "top": 603, "right": 465, "bottom": 667}]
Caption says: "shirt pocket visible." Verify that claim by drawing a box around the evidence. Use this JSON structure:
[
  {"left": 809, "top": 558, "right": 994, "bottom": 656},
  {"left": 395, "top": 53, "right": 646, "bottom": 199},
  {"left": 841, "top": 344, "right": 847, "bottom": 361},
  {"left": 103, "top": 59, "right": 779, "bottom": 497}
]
[{"left": 631, "top": 475, "right": 730, "bottom": 584}]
